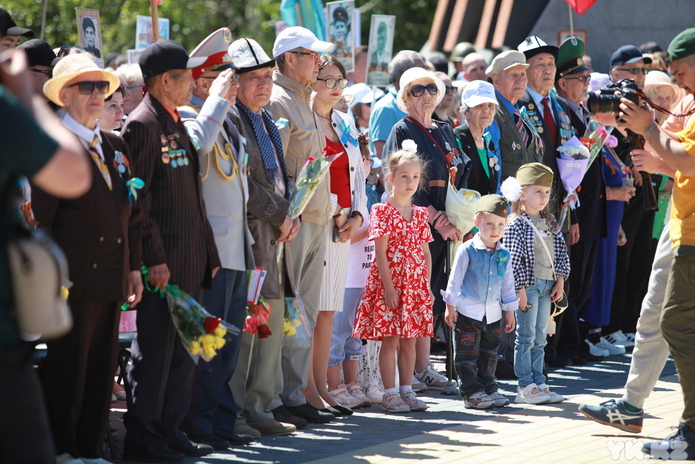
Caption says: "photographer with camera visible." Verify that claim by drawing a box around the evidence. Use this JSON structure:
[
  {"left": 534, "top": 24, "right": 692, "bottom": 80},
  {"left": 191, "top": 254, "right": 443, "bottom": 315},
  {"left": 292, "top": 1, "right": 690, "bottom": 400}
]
[{"left": 616, "top": 28, "right": 695, "bottom": 458}]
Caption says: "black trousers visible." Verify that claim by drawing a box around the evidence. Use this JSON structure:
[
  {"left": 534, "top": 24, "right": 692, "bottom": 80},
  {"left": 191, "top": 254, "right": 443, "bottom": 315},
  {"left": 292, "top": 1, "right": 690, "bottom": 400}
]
[
  {"left": 0, "top": 341, "right": 54, "bottom": 464},
  {"left": 558, "top": 239, "right": 598, "bottom": 359},
  {"left": 124, "top": 289, "right": 200, "bottom": 450},
  {"left": 41, "top": 298, "right": 120, "bottom": 459}
]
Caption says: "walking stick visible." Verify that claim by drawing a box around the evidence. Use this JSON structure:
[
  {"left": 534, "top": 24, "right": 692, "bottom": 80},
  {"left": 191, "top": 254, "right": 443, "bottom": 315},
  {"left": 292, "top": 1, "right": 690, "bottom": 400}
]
[{"left": 441, "top": 239, "right": 459, "bottom": 395}]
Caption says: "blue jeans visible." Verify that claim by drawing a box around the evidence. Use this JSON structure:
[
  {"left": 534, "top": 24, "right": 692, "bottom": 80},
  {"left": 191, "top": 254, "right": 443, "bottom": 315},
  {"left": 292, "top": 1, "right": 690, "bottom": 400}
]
[
  {"left": 329, "top": 288, "right": 364, "bottom": 367},
  {"left": 514, "top": 279, "right": 554, "bottom": 388}
]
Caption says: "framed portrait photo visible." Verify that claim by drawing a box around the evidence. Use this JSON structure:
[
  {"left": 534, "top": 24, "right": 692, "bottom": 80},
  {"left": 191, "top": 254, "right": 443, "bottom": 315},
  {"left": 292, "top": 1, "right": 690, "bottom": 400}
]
[
  {"left": 366, "top": 14, "right": 395, "bottom": 87},
  {"left": 326, "top": 1, "right": 354, "bottom": 72},
  {"left": 76, "top": 8, "right": 103, "bottom": 66}
]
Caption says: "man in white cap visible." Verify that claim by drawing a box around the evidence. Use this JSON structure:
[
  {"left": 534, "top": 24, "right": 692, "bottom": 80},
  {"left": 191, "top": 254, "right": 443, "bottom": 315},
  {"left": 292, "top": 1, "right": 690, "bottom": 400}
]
[
  {"left": 227, "top": 36, "right": 300, "bottom": 438},
  {"left": 177, "top": 28, "right": 256, "bottom": 450},
  {"left": 486, "top": 50, "right": 543, "bottom": 181},
  {"left": 121, "top": 40, "right": 220, "bottom": 463},
  {"left": 266, "top": 26, "right": 337, "bottom": 426}
]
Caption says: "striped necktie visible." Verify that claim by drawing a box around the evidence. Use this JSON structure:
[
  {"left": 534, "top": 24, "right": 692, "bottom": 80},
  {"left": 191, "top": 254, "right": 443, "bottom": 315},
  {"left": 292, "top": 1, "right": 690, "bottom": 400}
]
[
  {"left": 514, "top": 108, "right": 530, "bottom": 147},
  {"left": 88, "top": 134, "right": 112, "bottom": 190}
]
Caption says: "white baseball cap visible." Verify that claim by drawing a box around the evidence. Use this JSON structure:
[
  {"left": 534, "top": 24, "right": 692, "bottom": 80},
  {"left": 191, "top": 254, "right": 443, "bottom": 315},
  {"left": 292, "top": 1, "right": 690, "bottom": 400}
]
[
  {"left": 272, "top": 26, "right": 334, "bottom": 58},
  {"left": 461, "top": 80, "right": 498, "bottom": 108},
  {"left": 344, "top": 83, "right": 385, "bottom": 108}
]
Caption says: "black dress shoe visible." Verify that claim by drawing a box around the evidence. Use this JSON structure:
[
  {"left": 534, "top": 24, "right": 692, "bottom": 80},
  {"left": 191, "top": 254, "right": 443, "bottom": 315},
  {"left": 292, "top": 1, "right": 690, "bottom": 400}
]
[
  {"left": 213, "top": 428, "right": 255, "bottom": 444},
  {"left": 322, "top": 404, "right": 353, "bottom": 416},
  {"left": 287, "top": 403, "right": 335, "bottom": 423},
  {"left": 189, "top": 434, "right": 230, "bottom": 450},
  {"left": 122, "top": 444, "right": 185, "bottom": 463},
  {"left": 170, "top": 440, "right": 214, "bottom": 457},
  {"left": 271, "top": 405, "right": 309, "bottom": 429},
  {"left": 546, "top": 355, "right": 572, "bottom": 368}
]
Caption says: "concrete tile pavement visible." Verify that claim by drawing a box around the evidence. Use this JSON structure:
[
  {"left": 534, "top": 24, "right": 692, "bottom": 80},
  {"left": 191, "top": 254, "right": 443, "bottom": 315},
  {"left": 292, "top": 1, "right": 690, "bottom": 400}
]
[{"left": 111, "top": 352, "right": 682, "bottom": 463}]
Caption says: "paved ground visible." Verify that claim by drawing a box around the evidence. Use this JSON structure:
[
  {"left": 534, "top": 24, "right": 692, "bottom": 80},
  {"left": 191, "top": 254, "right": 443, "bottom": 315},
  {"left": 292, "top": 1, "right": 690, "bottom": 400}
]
[{"left": 108, "top": 350, "right": 683, "bottom": 463}]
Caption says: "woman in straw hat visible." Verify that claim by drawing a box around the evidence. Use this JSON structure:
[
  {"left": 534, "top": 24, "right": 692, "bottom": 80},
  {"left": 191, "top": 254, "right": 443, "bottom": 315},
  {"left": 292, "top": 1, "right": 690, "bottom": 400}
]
[{"left": 32, "top": 53, "right": 143, "bottom": 464}]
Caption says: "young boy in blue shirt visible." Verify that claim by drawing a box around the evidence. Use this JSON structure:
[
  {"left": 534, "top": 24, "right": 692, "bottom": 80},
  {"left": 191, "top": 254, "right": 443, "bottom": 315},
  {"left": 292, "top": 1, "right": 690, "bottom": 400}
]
[{"left": 442, "top": 194, "right": 517, "bottom": 409}]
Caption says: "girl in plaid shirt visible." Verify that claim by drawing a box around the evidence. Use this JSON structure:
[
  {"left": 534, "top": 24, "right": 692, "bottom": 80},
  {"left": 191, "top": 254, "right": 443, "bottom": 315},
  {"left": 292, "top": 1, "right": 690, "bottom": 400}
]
[{"left": 502, "top": 163, "right": 570, "bottom": 405}]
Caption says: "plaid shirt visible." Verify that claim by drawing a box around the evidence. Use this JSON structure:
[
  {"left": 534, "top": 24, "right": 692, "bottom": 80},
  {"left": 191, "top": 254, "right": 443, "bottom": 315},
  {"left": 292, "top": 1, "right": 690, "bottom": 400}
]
[{"left": 502, "top": 212, "right": 570, "bottom": 293}]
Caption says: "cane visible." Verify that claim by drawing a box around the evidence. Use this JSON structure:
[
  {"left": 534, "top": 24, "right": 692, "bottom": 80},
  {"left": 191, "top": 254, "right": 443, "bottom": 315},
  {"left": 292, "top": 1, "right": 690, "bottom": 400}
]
[{"left": 441, "top": 239, "right": 459, "bottom": 395}]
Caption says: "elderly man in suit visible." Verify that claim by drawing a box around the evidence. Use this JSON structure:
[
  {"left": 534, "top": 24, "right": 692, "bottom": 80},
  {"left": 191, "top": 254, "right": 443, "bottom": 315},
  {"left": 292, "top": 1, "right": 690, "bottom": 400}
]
[
  {"left": 227, "top": 36, "right": 300, "bottom": 437},
  {"left": 178, "top": 28, "right": 256, "bottom": 450},
  {"left": 120, "top": 40, "right": 221, "bottom": 464},
  {"left": 32, "top": 53, "right": 143, "bottom": 464}
]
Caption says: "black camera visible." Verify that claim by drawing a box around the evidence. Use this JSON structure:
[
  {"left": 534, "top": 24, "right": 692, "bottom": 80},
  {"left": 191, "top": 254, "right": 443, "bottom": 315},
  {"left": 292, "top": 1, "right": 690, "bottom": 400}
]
[{"left": 586, "top": 79, "right": 642, "bottom": 114}]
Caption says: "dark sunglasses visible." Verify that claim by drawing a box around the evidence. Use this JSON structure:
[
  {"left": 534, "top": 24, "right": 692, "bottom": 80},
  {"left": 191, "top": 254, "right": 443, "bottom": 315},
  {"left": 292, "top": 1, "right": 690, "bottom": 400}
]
[
  {"left": 445, "top": 86, "right": 456, "bottom": 93},
  {"left": 410, "top": 83, "right": 438, "bottom": 97},
  {"left": 67, "top": 80, "right": 110, "bottom": 95},
  {"left": 30, "top": 68, "right": 52, "bottom": 76},
  {"left": 317, "top": 77, "right": 349, "bottom": 89},
  {"left": 616, "top": 67, "right": 649, "bottom": 76}
]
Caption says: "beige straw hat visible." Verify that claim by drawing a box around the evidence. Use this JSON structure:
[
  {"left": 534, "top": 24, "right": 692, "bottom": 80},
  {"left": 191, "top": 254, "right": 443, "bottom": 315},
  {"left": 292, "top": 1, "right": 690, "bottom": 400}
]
[{"left": 43, "top": 54, "right": 119, "bottom": 106}]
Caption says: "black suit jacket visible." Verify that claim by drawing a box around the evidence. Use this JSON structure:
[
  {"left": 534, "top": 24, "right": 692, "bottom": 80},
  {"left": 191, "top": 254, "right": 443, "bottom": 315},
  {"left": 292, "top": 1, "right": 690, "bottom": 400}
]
[
  {"left": 121, "top": 93, "right": 220, "bottom": 292},
  {"left": 453, "top": 122, "right": 497, "bottom": 196},
  {"left": 565, "top": 100, "right": 607, "bottom": 240},
  {"left": 31, "top": 131, "right": 142, "bottom": 301}
]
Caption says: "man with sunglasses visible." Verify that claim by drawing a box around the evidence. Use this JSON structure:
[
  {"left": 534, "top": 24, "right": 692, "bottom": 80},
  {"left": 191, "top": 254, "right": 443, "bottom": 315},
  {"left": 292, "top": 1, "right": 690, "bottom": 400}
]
[
  {"left": 610, "top": 45, "right": 652, "bottom": 90},
  {"left": 266, "top": 26, "right": 338, "bottom": 427},
  {"left": 17, "top": 39, "right": 57, "bottom": 102},
  {"left": 177, "top": 28, "right": 256, "bottom": 450},
  {"left": 120, "top": 40, "right": 221, "bottom": 463}
]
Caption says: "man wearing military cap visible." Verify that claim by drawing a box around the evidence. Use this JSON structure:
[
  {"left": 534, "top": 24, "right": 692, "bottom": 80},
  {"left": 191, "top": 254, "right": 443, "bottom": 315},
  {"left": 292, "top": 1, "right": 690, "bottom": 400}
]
[
  {"left": 552, "top": 37, "right": 611, "bottom": 367},
  {"left": 618, "top": 27, "right": 695, "bottom": 459},
  {"left": 0, "top": 8, "right": 33, "bottom": 52},
  {"left": 178, "top": 28, "right": 256, "bottom": 450},
  {"left": 121, "top": 40, "right": 220, "bottom": 463}
]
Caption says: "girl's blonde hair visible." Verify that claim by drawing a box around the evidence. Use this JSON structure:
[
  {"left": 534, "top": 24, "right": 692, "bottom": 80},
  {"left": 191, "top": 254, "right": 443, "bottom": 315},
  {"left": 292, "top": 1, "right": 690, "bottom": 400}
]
[
  {"left": 384, "top": 148, "right": 427, "bottom": 192},
  {"left": 509, "top": 186, "right": 560, "bottom": 233}
]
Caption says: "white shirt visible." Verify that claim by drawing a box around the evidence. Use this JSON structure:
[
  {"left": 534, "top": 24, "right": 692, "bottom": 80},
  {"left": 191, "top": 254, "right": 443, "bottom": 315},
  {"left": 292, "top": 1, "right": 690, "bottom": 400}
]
[
  {"left": 62, "top": 112, "right": 103, "bottom": 159},
  {"left": 527, "top": 87, "right": 553, "bottom": 120}
]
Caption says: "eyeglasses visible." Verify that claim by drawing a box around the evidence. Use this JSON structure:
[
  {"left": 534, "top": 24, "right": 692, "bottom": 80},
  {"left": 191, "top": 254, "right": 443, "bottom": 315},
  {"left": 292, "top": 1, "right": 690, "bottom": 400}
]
[
  {"left": 564, "top": 75, "right": 591, "bottom": 83},
  {"left": 290, "top": 50, "right": 319, "bottom": 59},
  {"left": 317, "top": 77, "right": 348, "bottom": 89},
  {"left": 410, "top": 83, "right": 438, "bottom": 97},
  {"left": 30, "top": 68, "right": 52, "bottom": 76},
  {"left": 445, "top": 86, "right": 456, "bottom": 94},
  {"left": 616, "top": 67, "right": 649, "bottom": 76},
  {"left": 67, "top": 80, "right": 110, "bottom": 95}
]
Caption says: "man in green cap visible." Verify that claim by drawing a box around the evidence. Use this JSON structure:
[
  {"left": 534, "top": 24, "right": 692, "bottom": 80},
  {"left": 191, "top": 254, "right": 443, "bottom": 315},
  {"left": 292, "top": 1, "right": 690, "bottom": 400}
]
[
  {"left": 617, "top": 27, "right": 695, "bottom": 459},
  {"left": 442, "top": 194, "right": 517, "bottom": 410}
]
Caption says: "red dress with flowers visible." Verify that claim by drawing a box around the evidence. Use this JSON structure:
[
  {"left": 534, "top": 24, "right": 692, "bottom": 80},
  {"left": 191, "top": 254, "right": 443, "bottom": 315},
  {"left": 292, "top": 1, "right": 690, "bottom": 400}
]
[{"left": 353, "top": 202, "right": 434, "bottom": 340}]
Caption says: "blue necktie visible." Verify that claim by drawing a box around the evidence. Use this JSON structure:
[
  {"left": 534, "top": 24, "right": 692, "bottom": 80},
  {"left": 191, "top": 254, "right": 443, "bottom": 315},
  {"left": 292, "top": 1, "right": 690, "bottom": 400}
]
[{"left": 236, "top": 101, "right": 279, "bottom": 183}]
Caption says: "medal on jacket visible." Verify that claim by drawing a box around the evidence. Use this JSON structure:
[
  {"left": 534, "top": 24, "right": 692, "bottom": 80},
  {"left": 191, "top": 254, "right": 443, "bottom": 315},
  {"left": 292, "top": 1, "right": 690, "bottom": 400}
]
[
  {"left": 161, "top": 134, "right": 170, "bottom": 164},
  {"left": 113, "top": 151, "right": 130, "bottom": 175},
  {"left": 497, "top": 249, "right": 509, "bottom": 276}
]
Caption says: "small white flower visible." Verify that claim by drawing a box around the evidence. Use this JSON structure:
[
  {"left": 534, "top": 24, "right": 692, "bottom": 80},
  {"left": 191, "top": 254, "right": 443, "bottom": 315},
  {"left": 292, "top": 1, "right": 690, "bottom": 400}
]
[{"left": 402, "top": 139, "right": 418, "bottom": 153}]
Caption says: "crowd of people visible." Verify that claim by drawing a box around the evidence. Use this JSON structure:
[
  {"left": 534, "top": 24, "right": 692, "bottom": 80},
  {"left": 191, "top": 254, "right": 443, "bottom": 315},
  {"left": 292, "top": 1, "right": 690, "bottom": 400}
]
[{"left": 3, "top": 5, "right": 695, "bottom": 462}]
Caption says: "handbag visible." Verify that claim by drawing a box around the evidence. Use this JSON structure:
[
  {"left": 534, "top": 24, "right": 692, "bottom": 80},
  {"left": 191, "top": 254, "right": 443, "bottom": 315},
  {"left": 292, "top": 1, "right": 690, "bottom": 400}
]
[
  {"left": 4, "top": 177, "right": 72, "bottom": 340},
  {"left": 520, "top": 215, "right": 568, "bottom": 333}
]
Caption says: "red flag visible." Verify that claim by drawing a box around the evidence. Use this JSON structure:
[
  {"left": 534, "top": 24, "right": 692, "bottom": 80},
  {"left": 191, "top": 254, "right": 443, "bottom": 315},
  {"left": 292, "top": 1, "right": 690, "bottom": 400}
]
[{"left": 566, "top": 0, "right": 597, "bottom": 15}]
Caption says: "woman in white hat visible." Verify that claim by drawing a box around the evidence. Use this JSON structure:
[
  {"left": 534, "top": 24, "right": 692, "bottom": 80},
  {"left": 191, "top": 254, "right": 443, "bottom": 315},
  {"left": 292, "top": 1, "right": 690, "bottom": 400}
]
[
  {"left": 382, "top": 67, "right": 471, "bottom": 391},
  {"left": 33, "top": 53, "right": 143, "bottom": 464},
  {"left": 643, "top": 70, "right": 685, "bottom": 125},
  {"left": 454, "top": 80, "right": 500, "bottom": 196}
]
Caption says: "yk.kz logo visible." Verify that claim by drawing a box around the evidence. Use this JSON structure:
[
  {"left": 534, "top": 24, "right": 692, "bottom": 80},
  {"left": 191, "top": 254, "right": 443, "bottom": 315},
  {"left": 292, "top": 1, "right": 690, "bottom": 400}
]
[{"left": 607, "top": 440, "right": 689, "bottom": 460}]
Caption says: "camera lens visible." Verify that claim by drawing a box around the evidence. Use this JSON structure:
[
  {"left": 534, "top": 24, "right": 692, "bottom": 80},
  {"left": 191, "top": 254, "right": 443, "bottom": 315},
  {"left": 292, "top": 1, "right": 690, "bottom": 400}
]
[{"left": 586, "top": 92, "right": 622, "bottom": 114}]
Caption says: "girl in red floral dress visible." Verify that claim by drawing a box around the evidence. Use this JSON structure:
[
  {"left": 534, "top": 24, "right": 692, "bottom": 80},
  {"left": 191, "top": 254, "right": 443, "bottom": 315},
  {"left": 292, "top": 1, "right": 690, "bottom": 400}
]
[{"left": 353, "top": 143, "right": 434, "bottom": 413}]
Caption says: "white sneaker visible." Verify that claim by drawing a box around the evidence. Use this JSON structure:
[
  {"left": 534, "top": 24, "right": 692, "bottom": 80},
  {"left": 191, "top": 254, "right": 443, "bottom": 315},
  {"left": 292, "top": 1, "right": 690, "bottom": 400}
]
[
  {"left": 597, "top": 337, "right": 626, "bottom": 355},
  {"left": 515, "top": 383, "right": 551, "bottom": 404},
  {"left": 464, "top": 391, "right": 495, "bottom": 409},
  {"left": 364, "top": 384, "right": 385, "bottom": 404},
  {"left": 624, "top": 332, "right": 636, "bottom": 345},
  {"left": 585, "top": 339, "right": 610, "bottom": 357},
  {"left": 604, "top": 330, "right": 634, "bottom": 348},
  {"left": 537, "top": 384, "right": 564, "bottom": 403},
  {"left": 415, "top": 365, "right": 449, "bottom": 389},
  {"left": 487, "top": 391, "right": 510, "bottom": 407},
  {"left": 328, "top": 385, "right": 363, "bottom": 408},
  {"left": 346, "top": 381, "right": 372, "bottom": 408},
  {"left": 411, "top": 375, "right": 428, "bottom": 393}
]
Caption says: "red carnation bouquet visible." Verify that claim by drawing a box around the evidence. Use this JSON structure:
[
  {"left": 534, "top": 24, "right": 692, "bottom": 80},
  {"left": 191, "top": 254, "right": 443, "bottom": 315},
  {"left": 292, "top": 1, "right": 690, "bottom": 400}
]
[{"left": 287, "top": 145, "right": 342, "bottom": 219}]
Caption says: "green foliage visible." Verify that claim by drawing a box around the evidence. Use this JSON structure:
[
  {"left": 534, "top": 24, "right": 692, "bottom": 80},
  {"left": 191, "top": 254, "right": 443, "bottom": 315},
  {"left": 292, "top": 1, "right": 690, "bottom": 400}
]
[{"left": 6, "top": 0, "right": 436, "bottom": 61}]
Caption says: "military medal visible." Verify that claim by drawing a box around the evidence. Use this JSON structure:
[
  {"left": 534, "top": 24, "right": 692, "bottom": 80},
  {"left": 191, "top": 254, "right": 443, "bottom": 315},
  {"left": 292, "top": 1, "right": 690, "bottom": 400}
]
[
  {"left": 113, "top": 150, "right": 129, "bottom": 174},
  {"left": 169, "top": 139, "right": 178, "bottom": 150},
  {"left": 161, "top": 153, "right": 171, "bottom": 164}
]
